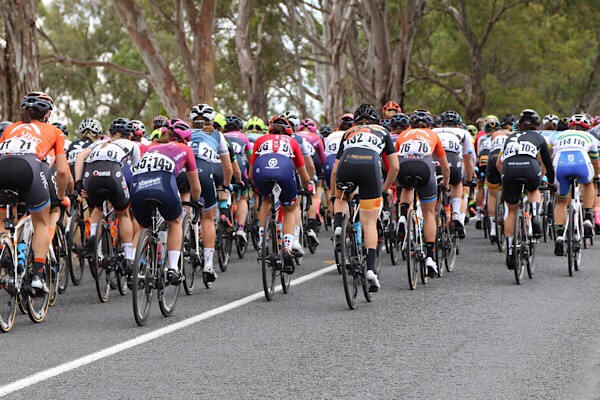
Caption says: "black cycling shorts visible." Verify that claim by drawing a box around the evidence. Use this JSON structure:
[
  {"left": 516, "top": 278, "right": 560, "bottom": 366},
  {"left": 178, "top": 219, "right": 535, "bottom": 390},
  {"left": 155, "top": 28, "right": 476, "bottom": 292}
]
[
  {"left": 501, "top": 156, "right": 541, "bottom": 205},
  {"left": 0, "top": 155, "right": 50, "bottom": 211},
  {"left": 336, "top": 148, "right": 382, "bottom": 200},
  {"left": 83, "top": 161, "right": 130, "bottom": 211},
  {"left": 477, "top": 150, "right": 490, "bottom": 181},
  {"left": 485, "top": 152, "right": 501, "bottom": 186},
  {"left": 397, "top": 156, "right": 437, "bottom": 203},
  {"left": 41, "top": 161, "right": 59, "bottom": 209},
  {"left": 131, "top": 171, "right": 182, "bottom": 227},
  {"left": 313, "top": 154, "right": 325, "bottom": 180},
  {"left": 196, "top": 159, "right": 218, "bottom": 211},
  {"left": 435, "top": 152, "right": 463, "bottom": 186}
]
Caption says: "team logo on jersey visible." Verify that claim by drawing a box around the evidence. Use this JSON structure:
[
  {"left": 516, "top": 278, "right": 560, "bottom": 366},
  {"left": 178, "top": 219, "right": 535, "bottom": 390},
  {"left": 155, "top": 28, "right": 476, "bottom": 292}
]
[
  {"left": 93, "top": 170, "right": 111, "bottom": 177},
  {"left": 116, "top": 171, "right": 122, "bottom": 178},
  {"left": 266, "top": 158, "right": 279, "bottom": 169},
  {"left": 568, "top": 154, "right": 575, "bottom": 162}
]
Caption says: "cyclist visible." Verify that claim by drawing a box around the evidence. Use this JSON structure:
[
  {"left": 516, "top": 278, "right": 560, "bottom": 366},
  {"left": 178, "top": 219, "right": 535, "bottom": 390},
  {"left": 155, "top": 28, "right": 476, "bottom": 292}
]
[
  {"left": 542, "top": 114, "right": 559, "bottom": 131},
  {"left": 474, "top": 116, "right": 498, "bottom": 229},
  {"left": 250, "top": 116, "right": 311, "bottom": 272},
  {"left": 53, "top": 122, "right": 72, "bottom": 152},
  {"left": 324, "top": 114, "right": 352, "bottom": 229},
  {"left": 433, "top": 110, "right": 475, "bottom": 238},
  {"left": 497, "top": 109, "right": 554, "bottom": 269},
  {"left": 130, "top": 118, "right": 201, "bottom": 284},
  {"left": 224, "top": 115, "right": 252, "bottom": 242},
  {"left": 0, "top": 92, "right": 69, "bottom": 293},
  {"left": 75, "top": 118, "right": 140, "bottom": 277},
  {"left": 395, "top": 110, "right": 450, "bottom": 277},
  {"left": 382, "top": 101, "right": 402, "bottom": 120},
  {"left": 131, "top": 119, "right": 149, "bottom": 154},
  {"left": 557, "top": 117, "right": 570, "bottom": 131},
  {"left": 187, "top": 104, "right": 233, "bottom": 282},
  {"left": 483, "top": 120, "right": 509, "bottom": 242},
  {"left": 331, "top": 104, "right": 400, "bottom": 291},
  {"left": 245, "top": 117, "right": 267, "bottom": 146},
  {"left": 149, "top": 115, "right": 168, "bottom": 142},
  {"left": 68, "top": 118, "right": 102, "bottom": 179},
  {"left": 501, "top": 114, "right": 517, "bottom": 132}
]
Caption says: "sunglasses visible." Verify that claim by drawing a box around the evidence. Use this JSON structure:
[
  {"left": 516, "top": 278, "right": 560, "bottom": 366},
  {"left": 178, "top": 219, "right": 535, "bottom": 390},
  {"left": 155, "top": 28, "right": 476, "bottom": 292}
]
[{"left": 246, "top": 125, "right": 263, "bottom": 130}]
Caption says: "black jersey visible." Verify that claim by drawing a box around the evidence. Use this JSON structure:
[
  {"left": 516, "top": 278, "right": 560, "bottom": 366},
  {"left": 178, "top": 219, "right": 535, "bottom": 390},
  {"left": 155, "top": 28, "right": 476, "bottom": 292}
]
[{"left": 501, "top": 130, "right": 554, "bottom": 182}]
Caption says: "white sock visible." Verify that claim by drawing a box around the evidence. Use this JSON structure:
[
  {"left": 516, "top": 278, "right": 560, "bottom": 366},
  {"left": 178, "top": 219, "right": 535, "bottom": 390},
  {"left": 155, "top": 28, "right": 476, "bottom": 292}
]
[
  {"left": 123, "top": 243, "right": 133, "bottom": 260},
  {"left": 451, "top": 197, "right": 462, "bottom": 215},
  {"left": 284, "top": 234, "right": 293, "bottom": 251},
  {"left": 204, "top": 248, "right": 214, "bottom": 268},
  {"left": 490, "top": 217, "right": 496, "bottom": 234},
  {"left": 258, "top": 227, "right": 264, "bottom": 246},
  {"left": 90, "top": 223, "right": 98, "bottom": 236},
  {"left": 168, "top": 250, "right": 180, "bottom": 271}
]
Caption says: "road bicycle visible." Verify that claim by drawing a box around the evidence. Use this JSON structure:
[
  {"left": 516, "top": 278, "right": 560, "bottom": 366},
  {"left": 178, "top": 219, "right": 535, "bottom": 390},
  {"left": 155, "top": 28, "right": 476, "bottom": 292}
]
[
  {"left": 401, "top": 176, "right": 429, "bottom": 290},
  {"left": 494, "top": 191, "right": 507, "bottom": 252},
  {"left": 434, "top": 184, "right": 454, "bottom": 277},
  {"left": 216, "top": 187, "right": 234, "bottom": 272},
  {"left": 181, "top": 201, "right": 203, "bottom": 294},
  {"left": 559, "top": 177, "right": 585, "bottom": 277},
  {"left": 540, "top": 183, "right": 555, "bottom": 243},
  {"left": 49, "top": 205, "right": 70, "bottom": 306},
  {"left": 66, "top": 196, "right": 88, "bottom": 285},
  {"left": 511, "top": 180, "right": 537, "bottom": 284}
]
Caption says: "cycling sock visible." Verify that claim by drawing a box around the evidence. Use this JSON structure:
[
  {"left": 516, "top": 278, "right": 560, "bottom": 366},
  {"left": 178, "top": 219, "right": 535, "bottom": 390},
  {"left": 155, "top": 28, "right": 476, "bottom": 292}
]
[
  {"left": 33, "top": 257, "right": 45, "bottom": 277},
  {"left": 90, "top": 223, "right": 98, "bottom": 237},
  {"left": 123, "top": 243, "right": 133, "bottom": 260},
  {"left": 365, "top": 248, "right": 376, "bottom": 271},
  {"left": 333, "top": 212, "right": 344, "bottom": 230},
  {"left": 203, "top": 248, "right": 214, "bottom": 268},
  {"left": 258, "top": 227, "right": 264, "bottom": 245},
  {"left": 451, "top": 197, "right": 462, "bottom": 215},
  {"left": 507, "top": 237, "right": 513, "bottom": 254},
  {"left": 555, "top": 225, "right": 565, "bottom": 237},
  {"left": 531, "top": 202, "right": 539, "bottom": 217},
  {"left": 48, "top": 227, "right": 56, "bottom": 242},
  {"left": 425, "top": 242, "right": 435, "bottom": 259},
  {"left": 400, "top": 203, "right": 409, "bottom": 218},
  {"left": 237, "top": 224, "right": 245, "bottom": 231},
  {"left": 308, "top": 218, "right": 317, "bottom": 231},
  {"left": 167, "top": 250, "right": 180, "bottom": 270},
  {"left": 219, "top": 199, "right": 228, "bottom": 210},
  {"left": 585, "top": 208, "right": 593, "bottom": 222},
  {"left": 490, "top": 217, "right": 496, "bottom": 231},
  {"left": 283, "top": 234, "right": 293, "bottom": 251}
]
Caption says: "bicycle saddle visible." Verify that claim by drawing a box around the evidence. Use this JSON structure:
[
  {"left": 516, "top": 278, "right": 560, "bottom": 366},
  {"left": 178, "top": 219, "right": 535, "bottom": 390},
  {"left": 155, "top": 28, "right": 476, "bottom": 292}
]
[
  {"left": 336, "top": 182, "right": 356, "bottom": 193},
  {"left": 95, "top": 189, "right": 112, "bottom": 199},
  {"left": 141, "top": 198, "right": 163, "bottom": 207},
  {"left": 401, "top": 176, "right": 424, "bottom": 187}
]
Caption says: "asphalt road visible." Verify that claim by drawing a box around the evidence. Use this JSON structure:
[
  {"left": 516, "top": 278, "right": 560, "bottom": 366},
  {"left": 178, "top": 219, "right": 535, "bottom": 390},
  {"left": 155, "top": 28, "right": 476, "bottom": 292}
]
[{"left": 2, "top": 224, "right": 600, "bottom": 399}]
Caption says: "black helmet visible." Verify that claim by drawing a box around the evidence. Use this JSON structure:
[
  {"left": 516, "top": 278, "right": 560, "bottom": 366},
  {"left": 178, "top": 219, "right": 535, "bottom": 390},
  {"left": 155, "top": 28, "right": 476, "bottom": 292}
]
[
  {"left": 380, "top": 119, "right": 391, "bottom": 131},
  {"left": 354, "top": 103, "right": 380, "bottom": 124},
  {"left": 501, "top": 114, "right": 517, "bottom": 127},
  {"left": 557, "top": 117, "right": 569, "bottom": 131},
  {"left": 224, "top": 115, "right": 244, "bottom": 133},
  {"left": 52, "top": 122, "right": 69, "bottom": 136},
  {"left": 439, "top": 110, "right": 462, "bottom": 126},
  {"left": 0, "top": 121, "right": 12, "bottom": 136},
  {"left": 152, "top": 115, "right": 168, "bottom": 129},
  {"left": 319, "top": 124, "right": 333, "bottom": 137},
  {"left": 409, "top": 110, "right": 434, "bottom": 127},
  {"left": 518, "top": 109, "right": 541, "bottom": 127},
  {"left": 21, "top": 92, "right": 54, "bottom": 113},
  {"left": 109, "top": 118, "right": 135, "bottom": 137},
  {"left": 390, "top": 113, "right": 410, "bottom": 130}
]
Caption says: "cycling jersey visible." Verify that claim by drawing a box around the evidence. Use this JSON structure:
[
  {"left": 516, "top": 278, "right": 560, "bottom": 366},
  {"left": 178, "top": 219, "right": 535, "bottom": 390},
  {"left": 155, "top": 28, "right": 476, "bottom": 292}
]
[
  {"left": 432, "top": 127, "right": 474, "bottom": 157},
  {"left": 324, "top": 130, "right": 344, "bottom": 187},
  {"left": 189, "top": 129, "right": 230, "bottom": 164},
  {"left": 297, "top": 130, "right": 326, "bottom": 164},
  {"left": 86, "top": 138, "right": 140, "bottom": 167},
  {"left": 67, "top": 138, "right": 94, "bottom": 165},
  {"left": 224, "top": 130, "right": 252, "bottom": 164},
  {"left": 394, "top": 128, "right": 446, "bottom": 159},
  {"left": 485, "top": 130, "right": 509, "bottom": 187},
  {"left": 1, "top": 121, "right": 65, "bottom": 160}
]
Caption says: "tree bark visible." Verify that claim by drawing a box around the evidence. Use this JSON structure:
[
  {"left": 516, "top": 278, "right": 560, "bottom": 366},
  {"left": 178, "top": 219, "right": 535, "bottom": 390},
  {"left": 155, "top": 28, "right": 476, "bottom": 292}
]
[
  {"left": 112, "top": 0, "right": 189, "bottom": 117},
  {"left": 0, "top": 0, "right": 41, "bottom": 121},
  {"left": 188, "top": 0, "right": 216, "bottom": 104},
  {"left": 363, "top": 0, "right": 391, "bottom": 106},
  {"left": 235, "top": 0, "right": 267, "bottom": 119}
]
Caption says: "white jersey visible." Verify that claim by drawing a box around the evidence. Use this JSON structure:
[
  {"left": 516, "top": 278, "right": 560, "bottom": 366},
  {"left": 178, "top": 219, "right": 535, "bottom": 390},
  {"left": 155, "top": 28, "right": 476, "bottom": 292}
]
[
  {"left": 489, "top": 131, "right": 509, "bottom": 153},
  {"left": 432, "top": 127, "right": 473, "bottom": 157},
  {"left": 324, "top": 130, "right": 344, "bottom": 157},
  {"left": 85, "top": 138, "right": 140, "bottom": 167},
  {"left": 548, "top": 129, "right": 599, "bottom": 155}
]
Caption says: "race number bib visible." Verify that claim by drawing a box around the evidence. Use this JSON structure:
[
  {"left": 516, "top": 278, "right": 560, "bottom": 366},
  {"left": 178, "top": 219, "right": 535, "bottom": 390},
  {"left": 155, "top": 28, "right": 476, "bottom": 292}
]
[
  {"left": 440, "top": 136, "right": 461, "bottom": 153},
  {"left": 344, "top": 132, "right": 385, "bottom": 153},
  {"left": 326, "top": 141, "right": 339, "bottom": 155},
  {"left": 397, "top": 140, "right": 430, "bottom": 158},
  {"left": 68, "top": 147, "right": 84, "bottom": 164},
  {"left": 256, "top": 139, "right": 294, "bottom": 158},
  {"left": 87, "top": 143, "right": 128, "bottom": 164},
  {"left": 501, "top": 141, "right": 537, "bottom": 161},
  {"left": 231, "top": 141, "right": 243, "bottom": 155},
  {"left": 194, "top": 142, "right": 218, "bottom": 162},
  {"left": 0, "top": 137, "right": 38, "bottom": 156},
  {"left": 132, "top": 152, "right": 175, "bottom": 175}
]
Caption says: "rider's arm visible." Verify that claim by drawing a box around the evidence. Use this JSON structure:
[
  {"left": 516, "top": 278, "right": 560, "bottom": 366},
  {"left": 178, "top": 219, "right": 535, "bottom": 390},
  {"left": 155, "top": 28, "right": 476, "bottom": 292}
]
[
  {"left": 291, "top": 138, "right": 310, "bottom": 189},
  {"left": 330, "top": 160, "right": 340, "bottom": 192},
  {"left": 232, "top": 158, "right": 242, "bottom": 183},
  {"left": 53, "top": 132, "right": 69, "bottom": 200},
  {"left": 382, "top": 153, "right": 399, "bottom": 193},
  {"left": 184, "top": 146, "right": 201, "bottom": 201},
  {"left": 538, "top": 139, "right": 555, "bottom": 183},
  {"left": 74, "top": 147, "right": 93, "bottom": 182}
]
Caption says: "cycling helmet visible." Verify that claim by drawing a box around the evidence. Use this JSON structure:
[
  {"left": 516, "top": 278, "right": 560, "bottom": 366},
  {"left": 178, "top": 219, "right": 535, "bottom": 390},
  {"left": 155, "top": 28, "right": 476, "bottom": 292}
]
[
  {"left": 52, "top": 122, "right": 69, "bottom": 136},
  {"left": 190, "top": 103, "right": 216, "bottom": 122},
  {"left": 409, "top": 110, "right": 434, "bottom": 127},
  {"left": 467, "top": 125, "right": 477, "bottom": 136},
  {"left": 381, "top": 119, "right": 391, "bottom": 130},
  {"left": 319, "top": 125, "right": 333, "bottom": 137},
  {"left": 78, "top": 117, "right": 103, "bottom": 137},
  {"left": 518, "top": 109, "right": 541, "bottom": 127},
  {"left": 300, "top": 118, "right": 317, "bottom": 133},
  {"left": 501, "top": 114, "right": 517, "bottom": 127},
  {"left": 280, "top": 112, "right": 300, "bottom": 130},
  {"left": 151, "top": 115, "right": 168, "bottom": 129},
  {"left": 245, "top": 116, "right": 266, "bottom": 131},
  {"left": 568, "top": 114, "right": 591, "bottom": 130},
  {"left": 338, "top": 113, "right": 354, "bottom": 129},
  {"left": 389, "top": 113, "right": 410, "bottom": 130},
  {"left": 268, "top": 116, "right": 293, "bottom": 135},
  {"left": 0, "top": 121, "right": 11, "bottom": 136},
  {"left": 225, "top": 115, "right": 244, "bottom": 132},
  {"left": 484, "top": 120, "right": 500, "bottom": 132},
  {"left": 440, "top": 110, "right": 462, "bottom": 126},
  {"left": 131, "top": 119, "right": 146, "bottom": 137},
  {"left": 542, "top": 114, "right": 559, "bottom": 126},
  {"left": 213, "top": 113, "right": 227, "bottom": 129},
  {"left": 21, "top": 92, "right": 54, "bottom": 113},
  {"left": 109, "top": 117, "right": 135, "bottom": 137},
  {"left": 483, "top": 114, "right": 499, "bottom": 125},
  {"left": 162, "top": 118, "right": 191, "bottom": 142},
  {"left": 557, "top": 117, "right": 569, "bottom": 131},
  {"left": 382, "top": 101, "right": 401, "bottom": 116},
  {"left": 354, "top": 103, "right": 380, "bottom": 124}
]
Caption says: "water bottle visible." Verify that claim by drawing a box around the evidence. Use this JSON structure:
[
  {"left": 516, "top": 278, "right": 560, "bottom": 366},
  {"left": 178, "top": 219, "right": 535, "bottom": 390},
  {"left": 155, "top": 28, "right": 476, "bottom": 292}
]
[
  {"left": 157, "top": 231, "right": 167, "bottom": 265},
  {"left": 17, "top": 241, "right": 28, "bottom": 276},
  {"left": 354, "top": 221, "right": 362, "bottom": 248}
]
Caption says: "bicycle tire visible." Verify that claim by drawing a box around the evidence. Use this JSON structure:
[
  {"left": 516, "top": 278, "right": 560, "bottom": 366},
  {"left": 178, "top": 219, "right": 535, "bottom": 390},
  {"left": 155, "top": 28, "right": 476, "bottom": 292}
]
[
  {"left": 235, "top": 229, "right": 248, "bottom": 259},
  {"left": 181, "top": 215, "right": 196, "bottom": 295},
  {"left": 435, "top": 209, "right": 445, "bottom": 278},
  {"left": 281, "top": 264, "right": 292, "bottom": 294},
  {"left": 389, "top": 222, "right": 399, "bottom": 266},
  {"left": 67, "top": 212, "right": 85, "bottom": 286},
  {"left": 567, "top": 205, "right": 574, "bottom": 276},
  {"left": 159, "top": 250, "right": 181, "bottom": 318},
  {"left": 0, "top": 238, "right": 17, "bottom": 332},
  {"left": 406, "top": 209, "right": 418, "bottom": 290},
  {"left": 27, "top": 255, "right": 51, "bottom": 324},
  {"left": 514, "top": 209, "right": 524, "bottom": 285},
  {"left": 575, "top": 205, "right": 582, "bottom": 271},
  {"left": 132, "top": 229, "right": 153, "bottom": 326},
  {"left": 341, "top": 218, "right": 358, "bottom": 309},
  {"left": 527, "top": 236, "right": 536, "bottom": 279},
  {"left": 261, "top": 215, "right": 278, "bottom": 301},
  {"left": 56, "top": 227, "right": 69, "bottom": 295},
  {"left": 93, "top": 223, "right": 111, "bottom": 303},
  {"left": 446, "top": 231, "right": 458, "bottom": 272},
  {"left": 496, "top": 197, "right": 506, "bottom": 252}
]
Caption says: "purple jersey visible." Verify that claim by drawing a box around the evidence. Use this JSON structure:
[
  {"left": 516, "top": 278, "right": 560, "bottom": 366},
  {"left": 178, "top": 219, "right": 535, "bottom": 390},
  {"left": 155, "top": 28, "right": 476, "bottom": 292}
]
[
  {"left": 224, "top": 131, "right": 252, "bottom": 157},
  {"left": 131, "top": 142, "right": 196, "bottom": 176}
]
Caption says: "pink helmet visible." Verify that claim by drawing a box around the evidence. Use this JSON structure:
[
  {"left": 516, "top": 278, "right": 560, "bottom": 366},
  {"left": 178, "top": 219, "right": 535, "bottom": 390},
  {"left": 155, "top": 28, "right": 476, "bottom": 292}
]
[
  {"left": 162, "top": 118, "right": 191, "bottom": 142},
  {"left": 299, "top": 118, "right": 318, "bottom": 133}
]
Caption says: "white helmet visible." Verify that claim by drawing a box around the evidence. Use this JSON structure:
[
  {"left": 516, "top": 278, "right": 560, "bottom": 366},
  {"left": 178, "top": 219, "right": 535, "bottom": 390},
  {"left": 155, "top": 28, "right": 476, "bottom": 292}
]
[
  {"left": 131, "top": 119, "right": 146, "bottom": 135},
  {"left": 280, "top": 111, "right": 300, "bottom": 129},
  {"left": 190, "top": 104, "right": 216, "bottom": 122},
  {"left": 542, "top": 114, "right": 559, "bottom": 126},
  {"left": 78, "top": 117, "right": 103, "bottom": 137}
]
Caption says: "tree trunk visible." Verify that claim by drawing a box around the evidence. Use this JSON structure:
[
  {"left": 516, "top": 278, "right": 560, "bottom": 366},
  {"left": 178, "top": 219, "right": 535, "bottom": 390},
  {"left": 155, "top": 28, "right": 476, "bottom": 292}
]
[
  {"left": 190, "top": 0, "right": 216, "bottom": 104},
  {"left": 465, "top": 47, "right": 485, "bottom": 122},
  {"left": 112, "top": 0, "right": 188, "bottom": 117},
  {"left": 235, "top": 0, "right": 267, "bottom": 119},
  {"left": 364, "top": 0, "right": 391, "bottom": 107},
  {"left": 0, "top": 0, "right": 41, "bottom": 121}
]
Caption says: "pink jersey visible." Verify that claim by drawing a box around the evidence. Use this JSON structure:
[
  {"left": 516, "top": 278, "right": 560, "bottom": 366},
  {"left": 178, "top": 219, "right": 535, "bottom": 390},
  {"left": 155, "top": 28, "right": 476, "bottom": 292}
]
[
  {"left": 132, "top": 142, "right": 196, "bottom": 176},
  {"left": 297, "top": 130, "right": 326, "bottom": 164},
  {"left": 251, "top": 134, "right": 305, "bottom": 168},
  {"left": 224, "top": 130, "right": 252, "bottom": 156}
]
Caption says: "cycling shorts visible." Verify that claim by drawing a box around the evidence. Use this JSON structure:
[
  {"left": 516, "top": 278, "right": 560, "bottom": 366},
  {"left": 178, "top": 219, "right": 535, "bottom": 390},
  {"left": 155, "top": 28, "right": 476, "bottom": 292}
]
[
  {"left": 253, "top": 154, "right": 299, "bottom": 206},
  {"left": 0, "top": 154, "right": 50, "bottom": 211},
  {"left": 485, "top": 151, "right": 501, "bottom": 188},
  {"left": 323, "top": 154, "right": 337, "bottom": 190},
  {"left": 397, "top": 156, "right": 437, "bottom": 203},
  {"left": 501, "top": 156, "right": 541, "bottom": 205},
  {"left": 83, "top": 161, "right": 130, "bottom": 211},
  {"left": 477, "top": 150, "right": 489, "bottom": 181},
  {"left": 41, "top": 161, "right": 59, "bottom": 208},
  {"left": 336, "top": 148, "right": 383, "bottom": 210},
  {"left": 196, "top": 159, "right": 218, "bottom": 211},
  {"left": 553, "top": 151, "right": 594, "bottom": 197},
  {"left": 313, "top": 154, "right": 325, "bottom": 180},
  {"left": 213, "top": 162, "right": 224, "bottom": 187},
  {"left": 131, "top": 171, "right": 182, "bottom": 227},
  {"left": 122, "top": 164, "right": 133, "bottom": 191},
  {"left": 435, "top": 153, "right": 463, "bottom": 186}
]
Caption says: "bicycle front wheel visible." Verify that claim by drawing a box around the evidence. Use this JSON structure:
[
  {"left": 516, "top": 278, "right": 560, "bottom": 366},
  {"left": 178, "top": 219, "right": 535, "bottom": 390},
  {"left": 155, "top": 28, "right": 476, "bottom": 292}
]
[
  {"left": 261, "top": 216, "right": 278, "bottom": 301},
  {"left": 0, "top": 238, "right": 17, "bottom": 332},
  {"left": 132, "top": 229, "right": 154, "bottom": 326},
  {"left": 181, "top": 215, "right": 196, "bottom": 295},
  {"left": 159, "top": 254, "right": 181, "bottom": 318},
  {"left": 67, "top": 211, "right": 85, "bottom": 285},
  {"left": 406, "top": 210, "right": 419, "bottom": 290},
  {"left": 93, "top": 223, "right": 111, "bottom": 303},
  {"left": 341, "top": 218, "right": 358, "bottom": 309},
  {"left": 27, "top": 255, "right": 51, "bottom": 323}
]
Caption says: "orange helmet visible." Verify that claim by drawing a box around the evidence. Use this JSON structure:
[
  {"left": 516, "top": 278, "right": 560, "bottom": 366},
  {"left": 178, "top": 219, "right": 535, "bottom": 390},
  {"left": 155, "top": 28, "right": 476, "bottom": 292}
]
[
  {"left": 382, "top": 101, "right": 401, "bottom": 115},
  {"left": 268, "top": 116, "right": 293, "bottom": 135}
]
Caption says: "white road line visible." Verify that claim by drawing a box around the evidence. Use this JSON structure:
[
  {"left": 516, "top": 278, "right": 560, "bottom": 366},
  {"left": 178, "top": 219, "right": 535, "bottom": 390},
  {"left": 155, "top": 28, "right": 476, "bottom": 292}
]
[{"left": 0, "top": 264, "right": 337, "bottom": 397}]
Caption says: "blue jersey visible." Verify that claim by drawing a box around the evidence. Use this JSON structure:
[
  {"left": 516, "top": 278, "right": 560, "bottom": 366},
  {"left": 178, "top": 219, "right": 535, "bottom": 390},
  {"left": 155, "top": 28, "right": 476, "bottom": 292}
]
[{"left": 189, "top": 128, "right": 229, "bottom": 163}]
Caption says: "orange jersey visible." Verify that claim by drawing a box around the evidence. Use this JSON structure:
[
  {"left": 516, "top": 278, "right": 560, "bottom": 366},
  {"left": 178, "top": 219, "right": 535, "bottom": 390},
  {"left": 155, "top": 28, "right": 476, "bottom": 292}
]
[
  {"left": 0, "top": 121, "right": 65, "bottom": 161},
  {"left": 395, "top": 128, "right": 446, "bottom": 159}
]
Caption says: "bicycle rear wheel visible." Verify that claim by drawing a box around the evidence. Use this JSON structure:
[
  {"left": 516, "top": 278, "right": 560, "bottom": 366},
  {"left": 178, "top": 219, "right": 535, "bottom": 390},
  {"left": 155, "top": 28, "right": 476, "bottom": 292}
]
[
  {"left": 406, "top": 210, "right": 418, "bottom": 290},
  {"left": 159, "top": 253, "right": 181, "bottom": 317},
  {"left": 261, "top": 215, "right": 278, "bottom": 301},
  {"left": 281, "top": 264, "right": 292, "bottom": 294},
  {"left": 526, "top": 237, "right": 536, "bottom": 279},
  {"left": 496, "top": 197, "right": 506, "bottom": 252},
  {"left": 513, "top": 209, "right": 524, "bottom": 285},
  {"left": 567, "top": 205, "right": 575, "bottom": 276},
  {"left": 67, "top": 212, "right": 85, "bottom": 286},
  {"left": 0, "top": 238, "right": 17, "bottom": 332},
  {"left": 435, "top": 209, "right": 445, "bottom": 278},
  {"left": 341, "top": 218, "right": 358, "bottom": 309},
  {"left": 93, "top": 223, "right": 111, "bottom": 303},
  {"left": 57, "top": 228, "right": 69, "bottom": 295},
  {"left": 575, "top": 205, "right": 582, "bottom": 271},
  {"left": 132, "top": 229, "right": 154, "bottom": 326},
  {"left": 181, "top": 216, "right": 196, "bottom": 295},
  {"left": 27, "top": 254, "right": 51, "bottom": 323}
]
